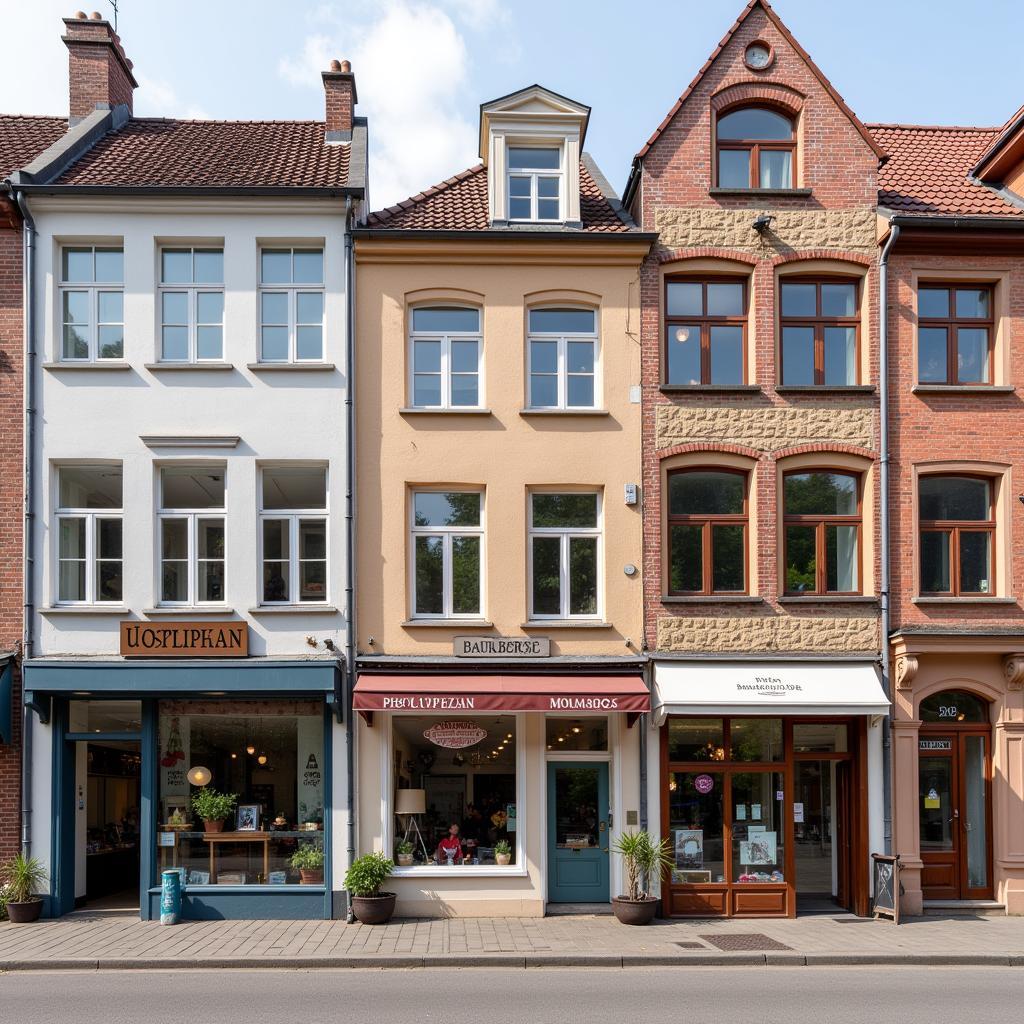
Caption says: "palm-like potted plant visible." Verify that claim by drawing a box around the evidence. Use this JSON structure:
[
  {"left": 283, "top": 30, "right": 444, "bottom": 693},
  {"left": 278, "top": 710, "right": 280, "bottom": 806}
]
[
  {"left": 191, "top": 789, "right": 238, "bottom": 833},
  {"left": 2, "top": 854, "right": 48, "bottom": 924},
  {"left": 394, "top": 839, "right": 414, "bottom": 867},
  {"left": 290, "top": 843, "right": 325, "bottom": 884},
  {"left": 494, "top": 839, "right": 512, "bottom": 865},
  {"left": 345, "top": 852, "right": 396, "bottom": 924},
  {"left": 611, "top": 830, "right": 673, "bottom": 925}
]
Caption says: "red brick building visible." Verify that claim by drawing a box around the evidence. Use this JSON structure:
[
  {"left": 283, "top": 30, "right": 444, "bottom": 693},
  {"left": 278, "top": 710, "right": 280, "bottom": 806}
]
[
  {"left": 626, "top": 0, "right": 888, "bottom": 918},
  {"left": 877, "top": 114, "right": 1024, "bottom": 914},
  {"left": 0, "top": 117, "right": 68, "bottom": 866}
]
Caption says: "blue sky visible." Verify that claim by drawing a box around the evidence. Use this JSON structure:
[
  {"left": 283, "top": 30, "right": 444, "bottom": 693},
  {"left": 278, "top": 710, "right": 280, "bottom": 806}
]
[{"left": 4, "top": 1, "right": 1021, "bottom": 207}]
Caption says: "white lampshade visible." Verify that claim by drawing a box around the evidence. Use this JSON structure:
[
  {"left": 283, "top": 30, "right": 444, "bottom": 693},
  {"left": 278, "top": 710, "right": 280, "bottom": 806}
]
[
  {"left": 395, "top": 788, "right": 426, "bottom": 815},
  {"left": 187, "top": 765, "right": 212, "bottom": 787}
]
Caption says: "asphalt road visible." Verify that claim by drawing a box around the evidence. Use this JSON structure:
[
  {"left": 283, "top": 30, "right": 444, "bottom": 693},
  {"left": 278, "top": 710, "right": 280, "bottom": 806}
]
[{"left": 3, "top": 966, "right": 1024, "bottom": 1023}]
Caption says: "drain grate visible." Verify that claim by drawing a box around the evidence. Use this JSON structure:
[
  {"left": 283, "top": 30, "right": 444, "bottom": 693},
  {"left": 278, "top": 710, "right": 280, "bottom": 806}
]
[
  {"left": 832, "top": 917, "right": 874, "bottom": 924},
  {"left": 674, "top": 941, "right": 707, "bottom": 949},
  {"left": 699, "top": 933, "right": 792, "bottom": 951}
]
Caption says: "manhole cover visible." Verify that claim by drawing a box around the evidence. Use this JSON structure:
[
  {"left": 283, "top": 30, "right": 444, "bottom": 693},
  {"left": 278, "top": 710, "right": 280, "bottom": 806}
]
[
  {"left": 699, "top": 933, "right": 792, "bottom": 951},
  {"left": 674, "top": 941, "right": 706, "bottom": 949}
]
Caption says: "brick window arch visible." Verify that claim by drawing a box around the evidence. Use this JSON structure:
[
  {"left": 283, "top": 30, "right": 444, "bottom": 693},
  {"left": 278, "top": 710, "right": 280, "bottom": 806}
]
[{"left": 716, "top": 106, "right": 795, "bottom": 189}]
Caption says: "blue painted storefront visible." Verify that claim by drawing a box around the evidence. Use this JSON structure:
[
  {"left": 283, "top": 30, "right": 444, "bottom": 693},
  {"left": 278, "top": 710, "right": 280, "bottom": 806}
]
[{"left": 24, "top": 658, "right": 344, "bottom": 921}]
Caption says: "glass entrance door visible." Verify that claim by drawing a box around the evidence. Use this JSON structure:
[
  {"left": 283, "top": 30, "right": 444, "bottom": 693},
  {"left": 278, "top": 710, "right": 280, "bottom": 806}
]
[
  {"left": 794, "top": 759, "right": 852, "bottom": 911},
  {"left": 547, "top": 763, "right": 609, "bottom": 903}
]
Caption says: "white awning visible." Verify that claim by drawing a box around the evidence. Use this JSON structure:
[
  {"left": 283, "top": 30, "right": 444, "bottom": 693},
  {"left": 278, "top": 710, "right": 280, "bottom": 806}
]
[{"left": 652, "top": 660, "right": 889, "bottom": 725}]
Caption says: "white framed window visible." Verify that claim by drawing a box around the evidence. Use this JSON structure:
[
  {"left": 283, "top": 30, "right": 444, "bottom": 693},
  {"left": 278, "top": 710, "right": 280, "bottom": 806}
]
[
  {"left": 158, "top": 465, "right": 226, "bottom": 605},
  {"left": 259, "top": 466, "right": 328, "bottom": 604},
  {"left": 527, "top": 307, "right": 597, "bottom": 409},
  {"left": 59, "top": 245, "right": 124, "bottom": 361},
  {"left": 411, "top": 491, "right": 483, "bottom": 618},
  {"left": 55, "top": 465, "right": 123, "bottom": 604},
  {"left": 507, "top": 146, "right": 562, "bottom": 221},
  {"left": 259, "top": 248, "right": 325, "bottom": 362},
  {"left": 159, "top": 247, "right": 225, "bottom": 362},
  {"left": 409, "top": 306, "right": 482, "bottom": 408},
  {"left": 529, "top": 492, "right": 601, "bottom": 619}
]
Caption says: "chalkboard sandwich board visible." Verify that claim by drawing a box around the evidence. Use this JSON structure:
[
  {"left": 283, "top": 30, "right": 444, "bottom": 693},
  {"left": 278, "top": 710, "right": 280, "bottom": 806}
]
[{"left": 872, "top": 853, "right": 901, "bottom": 923}]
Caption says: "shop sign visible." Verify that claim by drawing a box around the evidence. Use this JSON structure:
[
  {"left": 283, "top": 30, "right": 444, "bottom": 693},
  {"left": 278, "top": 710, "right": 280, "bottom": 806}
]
[
  {"left": 453, "top": 636, "right": 550, "bottom": 658},
  {"left": 423, "top": 721, "right": 488, "bottom": 749},
  {"left": 120, "top": 621, "right": 248, "bottom": 657},
  {"left": 919, "top": 738, "right": 952, "bottom": 752},
  {"left": 734, "top": 675, "right": 804, "bottom": 698},
  {"left": 694, "top": 774, "right": 714, "bottom": 794}
]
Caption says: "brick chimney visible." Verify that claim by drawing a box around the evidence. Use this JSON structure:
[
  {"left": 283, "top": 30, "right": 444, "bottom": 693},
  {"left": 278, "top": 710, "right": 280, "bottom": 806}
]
[
  {"left": 63, "top": 11, "right": 138, "bottom": 122},
  {"left": 322, "top": 59, "right": 357, "bottom": 139}
]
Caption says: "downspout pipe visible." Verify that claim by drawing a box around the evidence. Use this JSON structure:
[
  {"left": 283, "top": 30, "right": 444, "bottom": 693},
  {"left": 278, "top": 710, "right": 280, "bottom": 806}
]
[
  {"left": 343, "top": 195, "right": 357, "bottom": 922},
  {"left": 878, "top": 222, "right": 900, "bottom": 855},
  {"left": 14, "top": 188, "right": 36, "bottom": 857}
]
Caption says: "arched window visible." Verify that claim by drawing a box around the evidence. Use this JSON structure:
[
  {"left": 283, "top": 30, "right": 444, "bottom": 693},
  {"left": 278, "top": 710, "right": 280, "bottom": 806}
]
[
  {"left": 716, "top": 107, "right": 795, "bottom": 189},
  {"left": 919, "top": 690, "right": 989, "bottom": 724},
  {"left": 667, "top": 469, "right": 748, "bottom": 595}
]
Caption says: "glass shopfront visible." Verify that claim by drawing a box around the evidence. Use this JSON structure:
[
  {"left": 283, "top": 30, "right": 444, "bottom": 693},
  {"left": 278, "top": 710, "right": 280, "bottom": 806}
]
[
  {"left": 157, "top": 700, "right": 325, "bottom": 887},
  {"left": 662, "top": 715, "right": 861, "bottom": 918}
]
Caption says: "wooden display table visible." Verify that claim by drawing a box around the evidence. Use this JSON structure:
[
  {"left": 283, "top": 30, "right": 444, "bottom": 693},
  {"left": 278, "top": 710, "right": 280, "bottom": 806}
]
[{"left": 203, "top": 831, "right": 271, "bottom": 883}]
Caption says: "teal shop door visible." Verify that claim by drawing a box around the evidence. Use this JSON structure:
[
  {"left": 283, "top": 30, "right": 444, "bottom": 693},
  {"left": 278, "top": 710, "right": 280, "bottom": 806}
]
[{"left": 547, "top": 762, "right": 610, "bottom": 903}]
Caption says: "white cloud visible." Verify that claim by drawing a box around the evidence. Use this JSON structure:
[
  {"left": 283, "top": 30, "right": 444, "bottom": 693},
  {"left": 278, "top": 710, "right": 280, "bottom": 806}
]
[
  {"left": 278, "top": 0, "right": 504, "bottom": 208},
  {"left": 135, "top": 75, "right": 212, "bottom": 121}
]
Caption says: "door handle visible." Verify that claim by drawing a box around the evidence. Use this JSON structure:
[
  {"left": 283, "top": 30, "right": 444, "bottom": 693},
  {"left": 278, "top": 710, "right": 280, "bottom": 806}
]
[{"left": 601, "top": 848, "right": 609, "bottom": 854}]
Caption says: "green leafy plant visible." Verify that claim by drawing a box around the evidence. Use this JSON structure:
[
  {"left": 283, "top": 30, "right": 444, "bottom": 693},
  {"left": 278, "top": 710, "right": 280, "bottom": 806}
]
[
  {"left": 494, "top": 839, "right": 512, "bottom": 856},
  {"left": 0, "top": 884, "right": 10, "bottom": 920},
  {"left": 395, "top": 839, "right": 414, "bottom": 856},
  {"left": 612, "top": 830, "right": 673, "bottom": 902},
  {"left": 2, "top": 854, "right": 48, "bottom": 904},
  {"left": 344, "top": 852, "right": 394, "bottom": 897},
  {"left": 191, "top": 789, "right": 237, "bottom": 823},
  {"left": 167, "top": 808, "right": 187, "bottom": 826},
  {"left": 290, "top": 844, "right": 325, "bottom": 871}
]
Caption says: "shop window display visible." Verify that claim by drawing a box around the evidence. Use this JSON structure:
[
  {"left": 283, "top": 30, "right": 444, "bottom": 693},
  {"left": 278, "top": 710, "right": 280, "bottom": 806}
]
[
  {"left": 392, "top": 715, "right": 517, "bottom": 867},
  {"left": 545, "top": 716, "right": 608, "bottom": 751},
  {"left": 158, "top": 701, "right": 325, "bottom": 886}
]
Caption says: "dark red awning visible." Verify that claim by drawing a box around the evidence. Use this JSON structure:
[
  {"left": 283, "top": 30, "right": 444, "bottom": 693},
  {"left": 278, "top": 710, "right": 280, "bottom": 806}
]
[{"left": 353, "top": 673, "right": 649, "bottom": 722}]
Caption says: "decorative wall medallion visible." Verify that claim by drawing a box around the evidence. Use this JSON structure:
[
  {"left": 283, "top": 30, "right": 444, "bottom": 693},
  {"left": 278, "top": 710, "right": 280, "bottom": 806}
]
[{"left": 1003, "top": 653, "right": 1024, "bottom": 690}]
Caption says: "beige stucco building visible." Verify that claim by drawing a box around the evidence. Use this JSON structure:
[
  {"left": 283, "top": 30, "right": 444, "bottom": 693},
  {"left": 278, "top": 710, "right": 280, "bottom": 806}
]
[{"left": 352, "top": 86, "right": 653, "bottom": 916}]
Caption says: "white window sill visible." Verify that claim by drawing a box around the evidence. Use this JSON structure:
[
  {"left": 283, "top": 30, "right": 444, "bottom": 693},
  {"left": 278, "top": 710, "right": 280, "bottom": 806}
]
[
  {"left": 144, "top": 362, "right": 235, "bottom": 372},
  {"left": 42, "top": 361, "right": 131, "bottom": 371},
  {"left": 520, "top": 620, "right": 611, "bottom": 629},
  {"left": 246, "top": 362, "right": 336, "bottom": 372},
  {"left": 142, "top": 606, "right": 236, "bottom": 616},
  {"left": 248, "top": 604, "right": 339, "bottom": 615},
  {"left": 40, "top": 605, "right": 128, "bottom": 615},
  {"left": 913, "top": 596, "right": 1016, "bottom": 605},
  {"left": 391, "top": 865, "right": 528, "bottom": 879},
  {"left": 519, "top": 408, "right": 610, "bottom": 417},
  {"left": 402, "top": 619, "right": 494, "bottom": 628},
  {"left": 399, "top": 407, "right": 493, "bottom": 416}
]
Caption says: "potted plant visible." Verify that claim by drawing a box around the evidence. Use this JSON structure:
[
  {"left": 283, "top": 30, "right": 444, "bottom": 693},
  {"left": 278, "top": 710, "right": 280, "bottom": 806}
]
[
  {"left": 394, "top": 839, "right": 414, "bottom": 867},
  {"left": 494, "top": 839, "right": 512, "bottom": 865},
  {"left": 290, "top": 844, "right": 325, "bottom": 884},
  {"left": 2, "top": 854, "right": 48, "bottom": 924},
  {"left": 191, "top": 789, "right": 237, "bottom": 833},
  {"left": 165, "top": 807, "right": 191, "bottom": 831},
  {"left": 611, "top": 830, "right": 673, "bottom": 926},
  {"left": 345, "top": 852, "right": 396, "bottom": 925}
]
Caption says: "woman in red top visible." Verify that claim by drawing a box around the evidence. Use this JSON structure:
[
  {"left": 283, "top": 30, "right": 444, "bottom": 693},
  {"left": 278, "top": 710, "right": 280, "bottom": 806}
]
[{"left": 436, "top": 823, "right": 465, "bottom": 864}]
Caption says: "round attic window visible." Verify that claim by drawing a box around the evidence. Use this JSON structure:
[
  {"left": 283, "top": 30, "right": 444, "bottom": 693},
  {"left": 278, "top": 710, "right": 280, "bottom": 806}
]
[{"left": 744, "top": 41, "right": 774, "bottom": 71}]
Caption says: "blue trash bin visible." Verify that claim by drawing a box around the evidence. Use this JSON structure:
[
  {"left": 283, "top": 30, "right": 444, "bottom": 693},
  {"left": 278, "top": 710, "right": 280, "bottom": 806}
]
[{"left": 160, "top": 869, "right": 181, "bottom": 925}]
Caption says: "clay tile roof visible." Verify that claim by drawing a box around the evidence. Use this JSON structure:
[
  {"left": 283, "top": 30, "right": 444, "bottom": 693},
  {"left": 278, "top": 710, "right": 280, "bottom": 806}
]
[
  {"left": 869, "top": 124, "right": 1024, "bottom": 218},
  {"left": 53, "top": 118, "right": 353, "bottom": 189},
  {"left": 366, "top": 161, "right": 634, "bottom": 232},
  {"left": 0, "top": 115, "right": 68, "bottom": 178}
]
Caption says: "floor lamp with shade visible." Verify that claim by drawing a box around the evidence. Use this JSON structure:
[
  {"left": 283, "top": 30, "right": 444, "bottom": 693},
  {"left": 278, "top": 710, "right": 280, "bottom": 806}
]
[{"left": 395, "top": 788, "right": 429, "bottom": 863}]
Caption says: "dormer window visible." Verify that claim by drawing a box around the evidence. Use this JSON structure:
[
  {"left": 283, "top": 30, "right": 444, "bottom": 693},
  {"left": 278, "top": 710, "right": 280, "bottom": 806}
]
[
  {"left": 716, "top": 107, "right": 795, "bottom": 189},
  {"left": 508, "top": 146, "right": 562, "bottom": 221}
]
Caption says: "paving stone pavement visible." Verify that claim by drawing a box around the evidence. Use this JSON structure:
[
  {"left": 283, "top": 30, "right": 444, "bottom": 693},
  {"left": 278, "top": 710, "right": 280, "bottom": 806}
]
[{"left": 1, "top": 912, "right": 1023, "bottom": 969}]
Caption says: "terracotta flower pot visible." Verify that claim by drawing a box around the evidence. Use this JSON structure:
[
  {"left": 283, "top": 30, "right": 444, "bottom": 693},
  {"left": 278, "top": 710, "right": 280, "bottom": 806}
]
[
  {"left": 6, "top": 899, "right": 43, "bottom": 924},
  {"left": 298, "top": 868, "right": 324, "bottom": 885},
  {"left": 350, "top": 892, "right": 396, "bottom": 925},
  {"left": 611, "top": 896, "right": 659, "bottom": 926},
  {"left": 203, "top": 819, "right": 225, "bottom": 833},
  {"left": 495, "top": 853, "right": 511, "bottom": 865},
  {"left": 396, "top": 854, "right": 414, "bottom": 867}
]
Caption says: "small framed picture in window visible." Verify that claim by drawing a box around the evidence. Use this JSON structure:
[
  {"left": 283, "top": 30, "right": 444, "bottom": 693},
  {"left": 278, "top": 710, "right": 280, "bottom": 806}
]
[{"left": 236, "top": 805, "right": 260, "bottom": 832}]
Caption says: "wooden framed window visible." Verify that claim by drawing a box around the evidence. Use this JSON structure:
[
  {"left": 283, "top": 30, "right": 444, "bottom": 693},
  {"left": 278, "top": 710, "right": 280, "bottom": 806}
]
[
  {"left": 780, "top": 278, "right": 860, "bottom": 386},
  {"left": 919, "top": 475, "right": 995, "bottom": 596},
  {"left": 783, "top": 471, "right": 861, "bottom": 595},
  {"left": 917, "top": 284, "right": 993, "bottom": 385},
  {"left": 667, "top": 469, "right": 747, "bottom": 595},
  {"left": 664, "top": 279, "right": 746, "bottom": 386},
  {"left": 716, "top": 107, "right": 795, "bottom": 189}
]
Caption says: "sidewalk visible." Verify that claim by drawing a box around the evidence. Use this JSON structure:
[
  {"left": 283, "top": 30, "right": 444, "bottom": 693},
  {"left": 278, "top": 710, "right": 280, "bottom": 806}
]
[{"left": 2, "top": 910, "right": 1024, "bottom": 970}]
